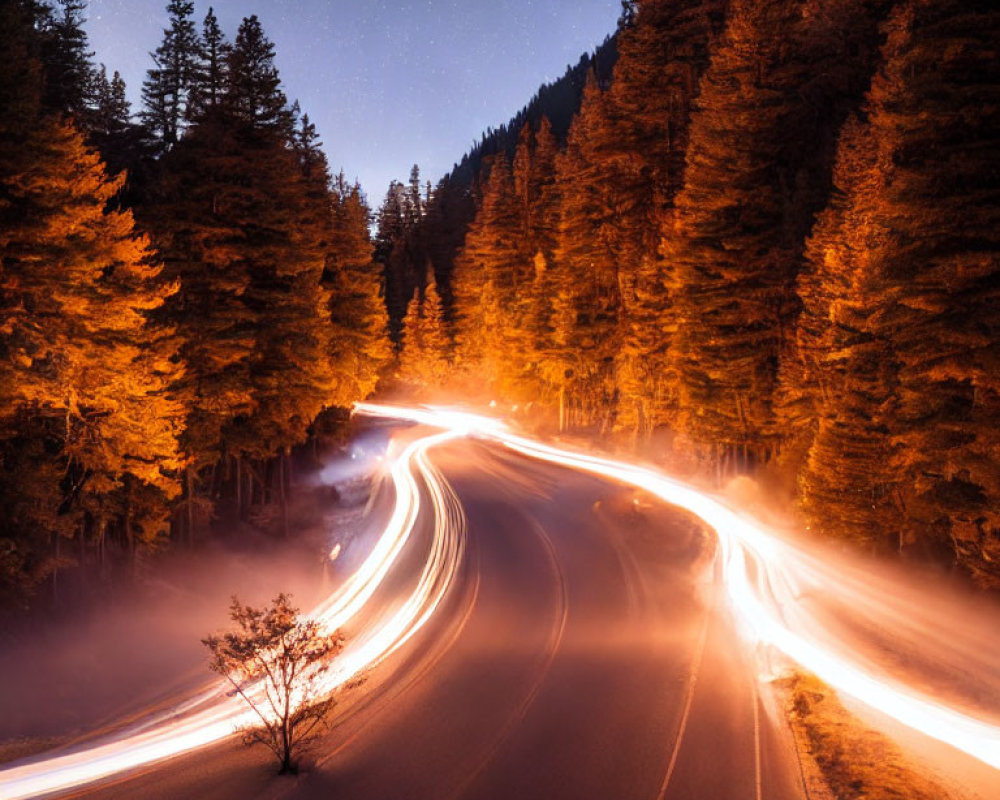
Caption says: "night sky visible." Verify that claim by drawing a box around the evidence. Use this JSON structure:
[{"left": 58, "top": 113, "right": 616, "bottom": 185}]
[{"left": 84, "top": 0, "right": 621, "bottom": 204}]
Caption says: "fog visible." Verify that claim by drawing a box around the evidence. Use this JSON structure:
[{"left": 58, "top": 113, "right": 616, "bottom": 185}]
[{"left": 0, "top": 438, "right": 395, "bottom": 751}]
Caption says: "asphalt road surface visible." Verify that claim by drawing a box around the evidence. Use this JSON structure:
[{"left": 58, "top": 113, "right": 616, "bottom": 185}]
[{"left": 66, "top": 438, "right": 807, "bottom": 800}]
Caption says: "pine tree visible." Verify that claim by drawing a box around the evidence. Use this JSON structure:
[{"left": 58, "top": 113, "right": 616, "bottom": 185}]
[
  {"left": 506, "top": 118, "right": 561, "bottom": 406},
  {"left": 146, "top": 114, "right": 256, "bottom": 474},
  {"left": 86, "top": 64, "right": 144, "bottom": 178},
  {"left": 785, "top": 116, "right": 898, "bottom": 547},
  {"left": 375, "top": 180, "right": 420, "bottom": 344},
  {"left": 1, "top": 3, "right": 183, "bottom": 594},
  {"left": 776, "top": 0, "right": 1000, "bottom": 576},
  {"left": 292, "top": 118, "right": 389, "bottom": 406},
  {"left": 610, "top": 0, "right": 727, "bottom": 236},
  {"left": 407, "top": 164, "right": 424, "bottom": 224},
  {"left": 39, "top": 0, "right": 95, "bottom": 118},
  {"left": 605, "top": 0, "right": 728, "bottom": 439},
  {"left": 188, "top": 6, "right": 230, "bottom": 120},
  {"left": 149, "top": 14, "right": 332, "bottom": 488},
  {"left": 869, "top": 0, "right": 1000, "bottom": 581},
  {"left": 547, "top": 75, "right": 625, "bottom": 429},
  {"left": 91, "top": 65, "right": 130, "bottom": 136},
  {"left": 225, "top": 14, "right": 292, "bottom": 135},
  {"left": 142, "top": 0, "right": 201, "bottom": 147},
  {"left": 326, "top": 175, "right": 392, "bottom": 404},
  {"left": 398, "top": 281, "right": 449, "bottom": 392},
  {"left": 664, "top": 0, "right": 888, "bottom": 471},
  {"left": 420, "top": 174, "right": 476, "bottom": 322},
  {"left": 452, "top": 154, "right": 524, "bottom": 399}
]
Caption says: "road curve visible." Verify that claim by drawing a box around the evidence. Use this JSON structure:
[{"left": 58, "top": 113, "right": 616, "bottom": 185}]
[{"left": 73, "top": 436, "right": 806, "bottom": 800}]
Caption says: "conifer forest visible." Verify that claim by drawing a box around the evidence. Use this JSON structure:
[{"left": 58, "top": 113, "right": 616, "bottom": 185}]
[
  {"left": 4, "top": 2, "right": 1000, "bottom": 799},
  {"left": 383, "top": 0, "right": 1000, "bottom": 587},
  {"left": 1, "top": 0, "right": 998, "bottom": 612}
]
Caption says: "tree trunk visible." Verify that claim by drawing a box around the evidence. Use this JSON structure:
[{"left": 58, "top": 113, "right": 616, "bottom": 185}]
[
  {"left": 125, "top": 476, "right": 135, "bottom": 571},
  {"left": 279, "top": 452, "right": 289, "bottom": 539},
  {"left": 235, "top": 455, "right": 242, "bottom": 519},
  {"left": 186, "top": 466, "right": 196, "bottom": 545}
]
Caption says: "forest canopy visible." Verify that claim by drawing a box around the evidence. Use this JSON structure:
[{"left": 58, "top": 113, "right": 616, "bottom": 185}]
[
  {"left": 0, "top": 0, "right": 389, "bottom": 605},
  {"left": 378, "top": 0, "right": 1000, "bottom": 587}
]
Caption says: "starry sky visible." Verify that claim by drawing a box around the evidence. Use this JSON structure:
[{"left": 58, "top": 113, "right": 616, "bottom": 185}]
[{"left": 83, "top": 0, "right": 621, "bottom": 204}]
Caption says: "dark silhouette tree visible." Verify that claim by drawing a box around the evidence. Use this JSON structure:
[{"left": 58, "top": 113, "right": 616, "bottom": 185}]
[
  {"left": 188, "top": 5, "right": 229, "bottom": 120},
  {"left": 39, "top": 0, "right": 95, "bottom": 117},
  {"left": 142, "top": 0, "right": 201, "bottom": 148}
]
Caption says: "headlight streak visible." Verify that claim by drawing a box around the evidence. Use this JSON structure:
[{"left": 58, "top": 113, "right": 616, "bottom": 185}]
[
  {"left": 353, "top": 402, "right": 1000, "bottom": 771},
  {"left": 0, "top": 429, "right": 466, "bottom": 800},
  {"left": 5, "top": 401, "right": 998, "bottom": 799}
]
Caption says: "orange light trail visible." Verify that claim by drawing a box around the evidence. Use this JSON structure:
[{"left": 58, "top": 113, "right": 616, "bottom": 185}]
[
  {"left": 0, "top": 428, "right": 466, "bottom": 800},
  {"left": 354, "top": 403, "right": 1000, "bottom": 770},
  {"left": 3, "top": 402, "right": 999, "bottom": 798}
]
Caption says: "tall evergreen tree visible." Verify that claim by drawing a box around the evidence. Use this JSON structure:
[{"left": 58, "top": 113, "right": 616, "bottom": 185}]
[
  {"left": 547, "top": 75, "right": 626, "bottom": 429},
  {"left": 148, "top": 14, "right": 332, "bottom": 509},
  {"left": 869, "top": 0, "right": 1000, "bottom": 580},
  {"left": 398, "top": 281, "right": 449, "bottom": 392},
  {"left": 91, "top": 64, "right": 130, "bottom": 135},
  {"left": 188, "top": 5, "right": 229, "bottom": 120},
  {"left": 664, "top": 0, "right": 888, "bottom": 470},
  {"left": 452, "top": 155, "right": 525, "bottom": 399},
  {"left": 1, "top": 1, "right": 183, "bottom": 596},
  {"left": 326, "top": 174, "right": 392, "bottom": 404},
  {"left": 784, "top": 115, "right": 898, "bottom": 547},
  {"left": 225, "top": 14, "right": 292, "bottom": 134},
  {"left": 142, "top": 0, "right": 200, "bottom": 147},
  {"left": 39, "top": 0, "right": 95, "bottom": 118},
  {"left": 375, "top": 178, "right": 424, "bottom": 344}
]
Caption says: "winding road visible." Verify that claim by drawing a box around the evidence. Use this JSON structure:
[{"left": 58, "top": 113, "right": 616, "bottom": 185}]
[
  {"left": 61, "top": 436, "right": 804, "bottom": 800},
  {"left": 5, "top": 405, "right": 1000, "bottom": 799}
]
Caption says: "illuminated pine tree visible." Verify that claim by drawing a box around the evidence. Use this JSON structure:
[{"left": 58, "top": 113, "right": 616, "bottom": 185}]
[
  {"left": 548, "top": 74, "right": 624, "bottom": 429},
  {"left": 1, "top": 5, "right": 183, "bottom": 591},
  {"left": 507, "top": 119, "right": 560, "bottom": 405},
  {"left": 776, "top": 0, "right": 1000, "bottom": 575},
  {"left": 869, "top": 0, "right": 1000, "bottom": 581},
  {"left": 611, "top": 0, "right": 727, "bottom": 220},
  {"left": 326, "top": 174, "right": 392, "bottom": 405},
  {"left": 608, "top": 0, "right": 727, "bottom": 438},
  {"left": 452, "top": 155, "right": 522, "bottom": 396},
  {"left": 784, "top": 116, "right": 897, "bottom": 547},
  {"left": 664, "top": 0, "right": 888, "bottom": 471},
  {"left": 398, "top": 281, "right": 449, "bottom": 392}
]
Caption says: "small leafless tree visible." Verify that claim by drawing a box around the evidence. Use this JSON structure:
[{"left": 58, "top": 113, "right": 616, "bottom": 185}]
[{"left": 203, "top": 593, "right": 344, "bottom": 774}]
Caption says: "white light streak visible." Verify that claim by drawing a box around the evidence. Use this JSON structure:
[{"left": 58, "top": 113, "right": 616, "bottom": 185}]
[
  {"left": 354, "top": 402, "right": 1000, "bottom": 770},
  {"left": 4, "top": 400, "right": 999, "bottom": 798},
  {"left": 0, "top": 428, "right": 465, "bottom": 799}
]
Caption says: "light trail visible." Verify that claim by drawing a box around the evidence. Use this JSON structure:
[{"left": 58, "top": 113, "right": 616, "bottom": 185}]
[
  {"left": 4, "top": 401, "right": 999, "bottom": 798},
  {"left": 354, "top": 402, "right": 1000, "bottom": 771},
  {"left": 0, "top": 429, "right": 466, "bottom": 800}
]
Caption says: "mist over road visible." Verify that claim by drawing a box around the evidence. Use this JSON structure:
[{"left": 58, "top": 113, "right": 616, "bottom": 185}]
[
  {"left": 10, "top": 407, "right": 1000, "bottom": 800},
  {"left": 72, "top": 438, "right": 805, "bottom": 800}
]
